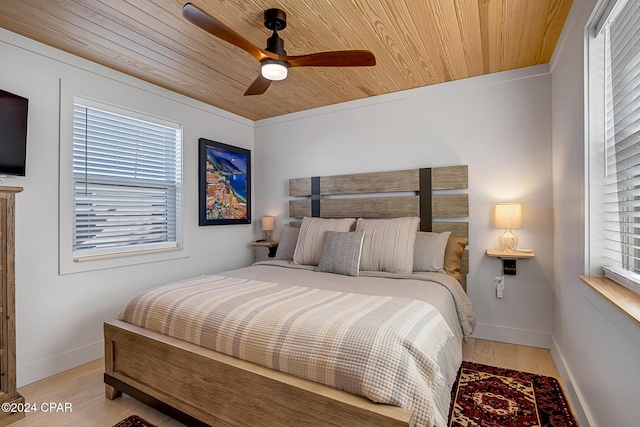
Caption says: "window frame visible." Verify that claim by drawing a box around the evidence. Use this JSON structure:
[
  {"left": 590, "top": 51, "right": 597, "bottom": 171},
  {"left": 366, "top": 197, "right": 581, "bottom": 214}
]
[
  {"left": 59, "top": 82, "right": 187, "bottom": 275},
  {"left": 71, "top": 97, "right": 183, "bottom": 261},
  {"left": 586, "top": 0, "right": 640, "bottom": 296}
]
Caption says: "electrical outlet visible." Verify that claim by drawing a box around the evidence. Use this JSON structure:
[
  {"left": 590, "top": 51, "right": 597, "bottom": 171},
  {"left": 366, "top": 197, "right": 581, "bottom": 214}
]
[{"left": 495, "top": 276, "right": 505, "bottom": 299}]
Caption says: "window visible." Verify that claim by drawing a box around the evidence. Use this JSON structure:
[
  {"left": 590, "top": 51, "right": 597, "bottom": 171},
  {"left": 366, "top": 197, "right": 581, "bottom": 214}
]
[
  {"left": 72, "top": 98, "right": 182, "bottom": 260},
  {"left": 589, "top": 0, "right": 640, "bottom": 295}
]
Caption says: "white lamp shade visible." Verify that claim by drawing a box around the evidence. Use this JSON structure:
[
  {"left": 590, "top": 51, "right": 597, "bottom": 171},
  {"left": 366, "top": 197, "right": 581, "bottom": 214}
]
[
  {"left": 261, "top": 62, "right": 288, "bottom": 81},
  {"left": 494, "top": 203, "right": 522, "bottom": 229},
  {"left": 261, "top": 216, "right": 275, "bottom": 232}
]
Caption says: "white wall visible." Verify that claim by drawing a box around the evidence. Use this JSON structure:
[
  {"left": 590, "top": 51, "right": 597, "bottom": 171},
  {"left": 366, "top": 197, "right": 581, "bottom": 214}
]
[
  {"left": 254, "top": 66, "right": 555, "bottom": 349},
  {"left": 0, "top": 29, "right": 255, "bottom": 386},
  {"left": 551, "top": 1, "right": 640, "bottom": 426}
]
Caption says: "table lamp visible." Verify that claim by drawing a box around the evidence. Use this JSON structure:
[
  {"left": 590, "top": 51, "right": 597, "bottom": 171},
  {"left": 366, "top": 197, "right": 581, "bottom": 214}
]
[
  {"left": 261, "top": 216, "right": 275, "bottom": 241},
  {"left": 494, "top": 203, "right": 522, "bottom": 252}
]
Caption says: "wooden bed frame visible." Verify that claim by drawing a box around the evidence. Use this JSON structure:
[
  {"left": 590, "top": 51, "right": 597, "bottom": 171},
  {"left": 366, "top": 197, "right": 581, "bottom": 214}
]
[{"left": 104, "top": 165, "right": 469, "bottom": 426}]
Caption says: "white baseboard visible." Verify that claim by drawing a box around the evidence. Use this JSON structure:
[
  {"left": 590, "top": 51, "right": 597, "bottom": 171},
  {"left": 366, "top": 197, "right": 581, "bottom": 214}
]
[
  {"left": 550, "top": 336, "right": 597, "bottom": 427},
  {"left": 17, "top": 340, "right": 104, "bottom": 387},
  {"left": 471, "top": 322, "right": 551, "bottom": 348}
]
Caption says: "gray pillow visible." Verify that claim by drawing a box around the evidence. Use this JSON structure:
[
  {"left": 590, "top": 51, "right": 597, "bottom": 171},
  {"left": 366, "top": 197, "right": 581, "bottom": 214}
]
[
  {"left": 274, "top": 225, "right": 300, "bottom": 260},
  {"left": 413, "top": 231, "right": 452, "bottom": 272},
  {"left": 316, "top": 231, "right": 365, "bottom": 276}
]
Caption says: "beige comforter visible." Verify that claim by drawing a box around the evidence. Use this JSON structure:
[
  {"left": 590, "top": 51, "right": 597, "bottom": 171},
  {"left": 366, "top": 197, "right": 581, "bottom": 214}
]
[{"left": 118, "top": 261, "right": 476, "bottom": 427}]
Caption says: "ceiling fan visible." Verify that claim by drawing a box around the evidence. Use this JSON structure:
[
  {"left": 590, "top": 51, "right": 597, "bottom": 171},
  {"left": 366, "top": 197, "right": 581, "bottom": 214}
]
[{"left": 182, "top": 3, "right": 376, "bottom": 96}]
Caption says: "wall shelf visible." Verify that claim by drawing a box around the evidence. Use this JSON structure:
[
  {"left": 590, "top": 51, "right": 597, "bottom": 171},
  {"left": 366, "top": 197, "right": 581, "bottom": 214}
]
[
  {"left": 486, "top": 249, "right": 535, "bottom": 275},
  {"left": 251, "top": 241, "right": 279, "bottom": 258},
  {"left": 486, "top": 249, "right": 535, "bottom": 259}
]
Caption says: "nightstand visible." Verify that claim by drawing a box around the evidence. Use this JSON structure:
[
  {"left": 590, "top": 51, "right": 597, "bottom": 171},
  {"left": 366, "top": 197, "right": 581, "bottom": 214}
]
[
  {"left": 251, "top": 241, "right": 279, "bottom": 258},
  {"left": 486, "top": 249, "right": 535, "bottom": 275}
]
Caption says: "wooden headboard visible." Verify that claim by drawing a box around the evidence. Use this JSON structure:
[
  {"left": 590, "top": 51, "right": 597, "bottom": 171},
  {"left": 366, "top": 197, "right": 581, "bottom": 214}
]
[{"left": 288, "top": 166, "right": 469, "bottom": 288}]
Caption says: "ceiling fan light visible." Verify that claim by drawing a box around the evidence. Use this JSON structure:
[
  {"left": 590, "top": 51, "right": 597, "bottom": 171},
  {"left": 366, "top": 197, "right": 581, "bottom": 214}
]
[{"left": 261, "top": 62, "right": 288, "bottom": 81}]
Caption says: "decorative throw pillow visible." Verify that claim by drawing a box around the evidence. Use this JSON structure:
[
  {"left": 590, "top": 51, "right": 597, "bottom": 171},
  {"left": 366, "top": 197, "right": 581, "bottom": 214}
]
[
  {"left": 444, "top": 236, "right": 468, "bottom": 283},
  {"left": 356, "top": 217, "right": 420, "bottom": 275},
  {"left": 316, "top": 231, "right": 365, "bottom": 276},
  {"left": 293, "top": 217, "right": 357, "bottom": 266},
  {"left": 274, "top": 225, "right": 300, "bottom": 261},
  {"left": 413, "top": 231, "right": 452, "bottom": 272}
]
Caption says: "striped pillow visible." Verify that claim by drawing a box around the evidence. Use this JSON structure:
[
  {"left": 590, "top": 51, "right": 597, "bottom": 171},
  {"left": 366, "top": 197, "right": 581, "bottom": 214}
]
[
  {"left": 293, "top": 217, "right": 356, "bottom": 266},
  {"left": 356, "top": 217, "right": 420, "bottom": 275}
]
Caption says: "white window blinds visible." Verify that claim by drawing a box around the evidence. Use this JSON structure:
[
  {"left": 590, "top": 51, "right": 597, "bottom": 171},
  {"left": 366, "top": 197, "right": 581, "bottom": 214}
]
[
  {"left": 602, "top": 0, "right": 640, "bottom": 292},
  {"left": 72, "top": 99, "right": 182, "bottom": 259}
]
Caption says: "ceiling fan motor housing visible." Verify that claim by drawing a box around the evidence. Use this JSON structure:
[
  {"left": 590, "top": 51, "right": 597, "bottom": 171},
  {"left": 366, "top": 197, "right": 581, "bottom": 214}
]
[{"left": 266, "top": 34, "right": 286, "bottom": 55}]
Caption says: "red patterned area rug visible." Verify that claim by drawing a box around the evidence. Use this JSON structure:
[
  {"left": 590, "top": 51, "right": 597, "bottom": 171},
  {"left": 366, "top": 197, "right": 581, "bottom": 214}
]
[
  {"left": 449, "top": 362, "right": 578, "bottom": 427},
  {"left": 113, "top": 415, "right": 157, "bottom": 427}
]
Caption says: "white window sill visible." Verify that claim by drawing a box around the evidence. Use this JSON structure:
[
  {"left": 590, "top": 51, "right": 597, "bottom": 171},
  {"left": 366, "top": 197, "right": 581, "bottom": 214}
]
[
  {"left": 73, "top": 245, "right": 182, "bottom": 262},
  {"left": 580, "top": 275, "right": 640, "bottom": 327},
  {"left": 60, "top": 244, "right": 188, "bottom": 275}
]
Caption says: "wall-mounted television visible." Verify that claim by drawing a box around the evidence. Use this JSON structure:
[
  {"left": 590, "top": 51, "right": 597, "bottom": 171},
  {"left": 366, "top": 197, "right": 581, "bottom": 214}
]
[{"left": 0, "top": 89, "right": 29, "bottom": 176}]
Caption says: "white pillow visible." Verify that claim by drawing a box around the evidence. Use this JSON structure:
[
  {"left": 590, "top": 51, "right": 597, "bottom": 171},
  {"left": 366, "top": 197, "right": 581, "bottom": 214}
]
[
  {"left": 293, "top": 217, "right": 356, "bottom": 266},
  {"left": 356, "top": 217, "right": 420, "bottom": 275},
  {"left": 413, "top": 231, "right": 452, "bottom": 272}
]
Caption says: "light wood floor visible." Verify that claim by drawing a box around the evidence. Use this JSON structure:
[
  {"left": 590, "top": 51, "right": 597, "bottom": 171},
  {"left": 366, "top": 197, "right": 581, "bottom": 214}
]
[
  {"left": 12, "top": 339, "right": 560, "bottom": 427},
  {"left": 462, "top": 338, "right": 561, "bottom": 379}
]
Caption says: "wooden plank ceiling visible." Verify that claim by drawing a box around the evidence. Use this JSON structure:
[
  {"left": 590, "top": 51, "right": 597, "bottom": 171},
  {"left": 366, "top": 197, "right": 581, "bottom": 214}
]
[{"left": 0, "top": 0, "right": 572, "bottom": 121}]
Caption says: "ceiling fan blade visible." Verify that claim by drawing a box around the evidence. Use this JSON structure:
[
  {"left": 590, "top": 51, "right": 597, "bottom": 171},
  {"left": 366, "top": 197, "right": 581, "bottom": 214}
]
[
  {"left": 286, "top": 50, "right": 376, "bottom": 68},
  {"left": 183, "top": 3, "right": 268, "bottom": 62},
  {"left": 244, "top": 75, "right": 272, "bottom": 96}
]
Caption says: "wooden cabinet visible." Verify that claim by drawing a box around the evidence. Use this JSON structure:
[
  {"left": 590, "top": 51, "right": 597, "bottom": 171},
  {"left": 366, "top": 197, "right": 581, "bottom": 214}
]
[{"left": 0, "top": 187, "right": 23, "bottom": 426}]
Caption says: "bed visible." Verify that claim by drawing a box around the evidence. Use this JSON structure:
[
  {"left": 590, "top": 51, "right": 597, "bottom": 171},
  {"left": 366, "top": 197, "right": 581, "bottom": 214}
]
[{"left": 104, "top": 166, "right": 474, "bottom": 427}]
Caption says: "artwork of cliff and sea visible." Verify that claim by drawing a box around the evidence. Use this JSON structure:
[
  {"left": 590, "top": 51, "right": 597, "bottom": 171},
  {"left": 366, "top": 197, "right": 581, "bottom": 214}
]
[{"left": 198, "top": 138, "right": 251, "bottom": 226}]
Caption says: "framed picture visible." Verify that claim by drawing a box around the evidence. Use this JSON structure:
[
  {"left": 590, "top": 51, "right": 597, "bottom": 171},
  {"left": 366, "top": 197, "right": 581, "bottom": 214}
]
[{"left": 198, "top": 138, "right": 251, "bottom": 226}]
